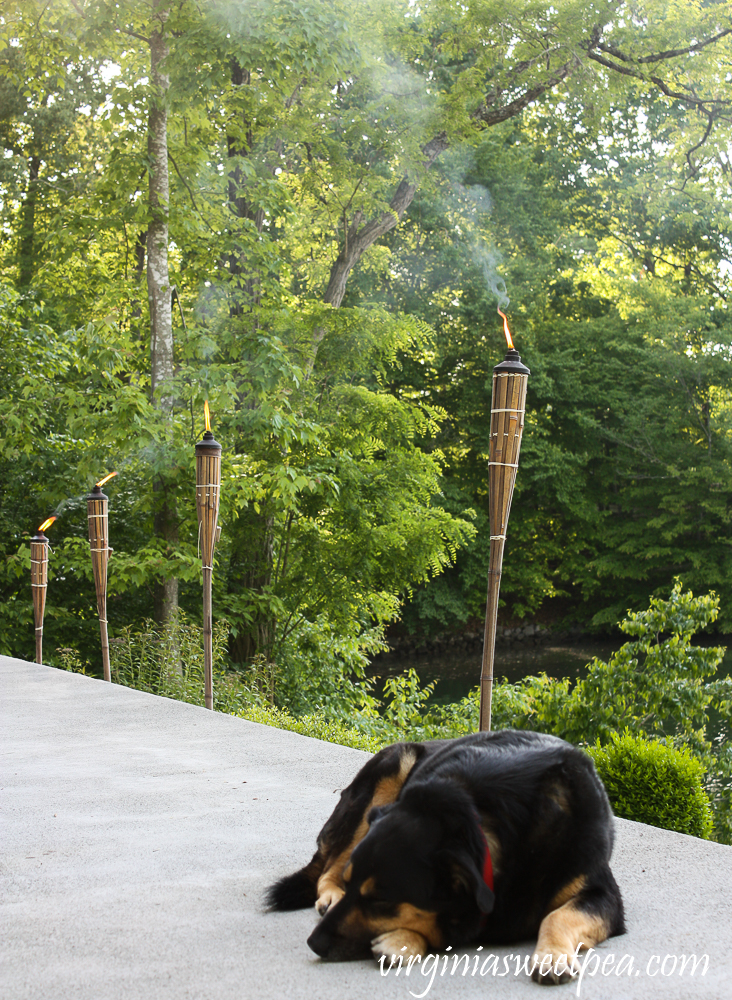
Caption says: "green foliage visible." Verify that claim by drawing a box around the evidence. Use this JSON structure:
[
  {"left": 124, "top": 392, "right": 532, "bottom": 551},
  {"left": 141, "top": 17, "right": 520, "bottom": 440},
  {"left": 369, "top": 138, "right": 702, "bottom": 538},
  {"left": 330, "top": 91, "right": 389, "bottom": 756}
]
[
  {"left": 707, "top": 743, "right": 732, "bottom": 847},
  {"left": 587, "top": 732, "right": 714, "bottom": 840},
  {"left": 109, "top": 611, "right": 235, "bottom": 710},
  {"left": 4, "top": 0, "right": 732, "bottom": 655},
  {"left": 235, "top": 703, "right": 384, "bottom": 755},
  {"left": 482, "top": 583, "right": 732, "bottom": 753},
  {"left": 389, "top": 101, "right": 732, "bottom": 634},
  {"left": 270, "top": 615, "right": 386, "bottom": 719},
  {"left": 0, "top": 0, "right": 480, "bottom": 667}
]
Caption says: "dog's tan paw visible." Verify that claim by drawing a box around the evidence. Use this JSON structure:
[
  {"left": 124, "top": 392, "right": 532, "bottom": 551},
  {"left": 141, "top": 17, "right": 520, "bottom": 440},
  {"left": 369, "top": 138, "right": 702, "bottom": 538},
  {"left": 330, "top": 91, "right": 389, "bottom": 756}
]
[
  {"left": 315, "top": 887, "right": 344, "bottom": 917},
  {"left": 371, "top": 929, "right": 427, "bottom": 964},
  {"left": 531, "top": 951, "right": 580, "bottom": 985}
]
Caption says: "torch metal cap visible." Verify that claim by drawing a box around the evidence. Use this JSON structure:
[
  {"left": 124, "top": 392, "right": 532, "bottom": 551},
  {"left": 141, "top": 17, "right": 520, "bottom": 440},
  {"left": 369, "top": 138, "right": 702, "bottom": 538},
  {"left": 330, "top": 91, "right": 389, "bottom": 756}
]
[
  {"left": 87, "top": 485, "right": 109, "bottom": 502},
  {"left": 494, "top": 348, "right": 530, "bottom": 376},
  {"left": 195, "top": 430, "right": 222, "bottom": 455},
  {"left": 31, "top": 532, "right": 49, "bottom": 543}
]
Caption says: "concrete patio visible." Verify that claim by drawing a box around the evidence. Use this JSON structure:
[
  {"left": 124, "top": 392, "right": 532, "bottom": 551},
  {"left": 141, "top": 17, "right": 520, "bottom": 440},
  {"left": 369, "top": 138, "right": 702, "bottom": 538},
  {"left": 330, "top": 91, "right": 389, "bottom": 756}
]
[{"left": 2, "top": 655, "right": 731, "bottom": 999}]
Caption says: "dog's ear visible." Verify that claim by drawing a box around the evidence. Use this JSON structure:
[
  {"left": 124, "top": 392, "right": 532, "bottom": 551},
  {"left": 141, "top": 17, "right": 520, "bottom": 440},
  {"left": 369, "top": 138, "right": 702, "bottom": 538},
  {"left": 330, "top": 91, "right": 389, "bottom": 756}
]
[{"left": 439, "top": 848, "right": 495, "bottom": 914}]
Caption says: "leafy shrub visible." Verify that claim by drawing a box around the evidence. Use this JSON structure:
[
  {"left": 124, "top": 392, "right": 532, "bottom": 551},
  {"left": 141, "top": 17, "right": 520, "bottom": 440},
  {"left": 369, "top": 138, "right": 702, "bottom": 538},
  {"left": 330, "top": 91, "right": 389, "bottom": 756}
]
[
  {"left": 482, "top": 581, "right": 730, "bottom": 747},
  {"left": 587, "top": 731, "right": 714, "bottom": 839},
  {"left": 235, "top": 703, "right": 383, "bottom": 754},
  {"left": 56, "top": 646, "right": 91, "bottom": 674},
  {"left": 272, "top": 615, "right": 386, "bottom": 719},
  {"left": 109, "top": 611, "right": 238, "bottom": 710}
]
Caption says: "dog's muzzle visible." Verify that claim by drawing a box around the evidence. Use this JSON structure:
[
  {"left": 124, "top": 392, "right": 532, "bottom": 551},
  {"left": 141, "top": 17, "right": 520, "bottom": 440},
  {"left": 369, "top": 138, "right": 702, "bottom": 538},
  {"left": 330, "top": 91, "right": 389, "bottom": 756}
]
[{"left": 307, "top": 910, "right": 372, "bottom": 961}]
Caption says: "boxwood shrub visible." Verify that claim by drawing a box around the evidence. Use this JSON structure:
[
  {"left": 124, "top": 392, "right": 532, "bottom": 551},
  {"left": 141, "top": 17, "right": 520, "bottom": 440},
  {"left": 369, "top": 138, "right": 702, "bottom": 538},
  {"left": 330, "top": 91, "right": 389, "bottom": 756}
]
[{"left": 587, "top": 731, "right": 714, "bottom": 839}]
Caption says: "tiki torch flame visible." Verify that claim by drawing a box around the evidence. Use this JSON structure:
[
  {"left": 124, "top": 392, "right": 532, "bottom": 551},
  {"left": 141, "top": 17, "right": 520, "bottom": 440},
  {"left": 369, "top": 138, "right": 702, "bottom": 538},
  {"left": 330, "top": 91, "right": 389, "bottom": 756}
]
[
  {"left": 497, "top": 308, "right": 514, "bottom": 351},
  {"left": 38, "top": 516, "right": 57, "bottom": 533},
  {"left": 204, "top": 400, "right": 211, "bottom": 433},
  {"left": 96, "top": 471, "right": 118, "bottom": 488}
]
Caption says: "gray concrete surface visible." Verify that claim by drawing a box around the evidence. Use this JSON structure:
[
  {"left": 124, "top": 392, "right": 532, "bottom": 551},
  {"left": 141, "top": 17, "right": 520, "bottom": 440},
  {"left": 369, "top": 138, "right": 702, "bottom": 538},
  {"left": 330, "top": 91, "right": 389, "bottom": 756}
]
[{"left": 2, "top": 655, "right": 731, "bottom": 1000}]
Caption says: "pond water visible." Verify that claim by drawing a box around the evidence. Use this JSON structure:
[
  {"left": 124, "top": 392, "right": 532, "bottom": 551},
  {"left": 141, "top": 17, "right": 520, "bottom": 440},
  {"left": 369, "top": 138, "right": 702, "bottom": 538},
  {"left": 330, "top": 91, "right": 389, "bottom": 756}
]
[{"left": 371, "top": 637, "right": 732, "bottom": 707}]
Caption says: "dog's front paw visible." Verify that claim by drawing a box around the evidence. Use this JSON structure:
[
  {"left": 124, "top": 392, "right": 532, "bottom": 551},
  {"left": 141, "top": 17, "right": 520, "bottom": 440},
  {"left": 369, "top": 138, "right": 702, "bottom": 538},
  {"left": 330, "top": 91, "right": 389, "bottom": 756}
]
[
  {"left": 315, "top": 887, "right": 344, "bottom": 917},
  {"left": 371, "top": 930, "right": 427, "bottom": 965},
  {"left": 531, "top": 951, "right": 580, "bottom": 986}
]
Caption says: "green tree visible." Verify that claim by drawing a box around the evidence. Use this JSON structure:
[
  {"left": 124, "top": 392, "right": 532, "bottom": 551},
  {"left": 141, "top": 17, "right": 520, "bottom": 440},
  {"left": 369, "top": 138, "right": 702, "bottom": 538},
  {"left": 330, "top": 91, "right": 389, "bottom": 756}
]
[
  {"left": 383, "top": 86, "right": 732, "bottom": 633},
  {"left": 4, "top": 0, "right": 732, "bottom": 670}
]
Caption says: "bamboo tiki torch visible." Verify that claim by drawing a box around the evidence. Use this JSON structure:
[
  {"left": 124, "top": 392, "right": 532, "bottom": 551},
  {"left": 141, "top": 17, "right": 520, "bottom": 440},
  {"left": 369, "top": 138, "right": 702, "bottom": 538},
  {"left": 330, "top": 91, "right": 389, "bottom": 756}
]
[
  {"left": 87, "top": 472, "right": 117, "bottom": 682},
  {"left": 195, "top": 401, "right": 221, "bottom": 711},
  {"left": 479, "top": 310, "right": 530, "bottom": 731},
  {"left": 31, "top": 516, "right": 56, "bottom": 664}
]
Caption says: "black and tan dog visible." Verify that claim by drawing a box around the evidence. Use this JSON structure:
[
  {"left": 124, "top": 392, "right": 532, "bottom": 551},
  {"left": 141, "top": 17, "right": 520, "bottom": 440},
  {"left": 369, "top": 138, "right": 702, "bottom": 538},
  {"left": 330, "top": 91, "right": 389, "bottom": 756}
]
[{"left": 267, "top": 730, "right": 625, "bottom": 985}]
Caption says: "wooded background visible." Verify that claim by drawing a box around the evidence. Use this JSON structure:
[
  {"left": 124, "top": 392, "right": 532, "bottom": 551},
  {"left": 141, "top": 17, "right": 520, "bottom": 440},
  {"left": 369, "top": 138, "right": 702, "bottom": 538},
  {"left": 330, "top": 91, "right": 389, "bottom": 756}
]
[{"left": 3, "top": 0, "right": 732, "bottom": 674}]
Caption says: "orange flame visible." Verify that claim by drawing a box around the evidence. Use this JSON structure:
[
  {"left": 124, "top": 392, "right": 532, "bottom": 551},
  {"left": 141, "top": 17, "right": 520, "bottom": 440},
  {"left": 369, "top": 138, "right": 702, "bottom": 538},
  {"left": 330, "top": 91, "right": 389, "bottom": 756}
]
[
  {"left": 96, "top": 471, "right": 118, "bottom": 488},
  {"left": 497, "top": 308, "right": 514, "bottom": 350},
  {"left": 38, "top": 516, "right": 57, "bottom": 533},
  {"left": 204, "top": 400, "right": 211, "bottom": 433}
]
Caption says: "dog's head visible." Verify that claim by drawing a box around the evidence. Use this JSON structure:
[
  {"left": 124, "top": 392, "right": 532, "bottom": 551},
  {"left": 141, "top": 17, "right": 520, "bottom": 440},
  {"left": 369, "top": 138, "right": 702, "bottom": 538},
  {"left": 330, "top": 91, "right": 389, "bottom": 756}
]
[{"left": 307, "top": 780, "right": 494, "bottom": 960}]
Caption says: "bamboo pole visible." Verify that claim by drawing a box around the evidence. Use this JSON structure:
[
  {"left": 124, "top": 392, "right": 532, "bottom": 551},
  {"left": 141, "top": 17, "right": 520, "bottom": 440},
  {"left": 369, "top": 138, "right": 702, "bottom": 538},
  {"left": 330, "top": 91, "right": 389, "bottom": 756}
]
[
  {"left": 195, "top": 426, "right": 221, "bottom": 711},
  {"left": 87, "top": 484, "right": 112, "bottom": 682},
  {"left": 31, "top": 531, "right": 50, "bottom": 664},
  {"left": 479, "top": 347, "right": 530, "bottom": 731}
]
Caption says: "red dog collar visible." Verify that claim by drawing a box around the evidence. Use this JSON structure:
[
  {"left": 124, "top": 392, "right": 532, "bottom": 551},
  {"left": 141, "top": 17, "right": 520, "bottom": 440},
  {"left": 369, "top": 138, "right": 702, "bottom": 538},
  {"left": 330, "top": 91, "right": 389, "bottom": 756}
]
[{"left": 481, "top": 829, "right": 494, "bottom": 892}]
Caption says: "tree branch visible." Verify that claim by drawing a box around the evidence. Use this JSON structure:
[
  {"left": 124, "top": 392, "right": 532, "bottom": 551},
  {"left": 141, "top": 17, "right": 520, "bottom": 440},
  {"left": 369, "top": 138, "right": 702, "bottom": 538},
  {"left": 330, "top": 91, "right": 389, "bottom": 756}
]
[
  {"left": 473, "top": 57, "right": 579, "bottom": 128},
  {"left": 117, "top": 27, "right": 151, "bottom": 44},
  {"left": 587, "top": 48, "right": 732, "bottom": 115},
  {"left": 683, "top": 112, "right": 715, "bottom": 183},
  {"left": 168, "top": 151, "right": 216, "bottom": 232},
  {"left": 598, "top": 27, "right": 732, "bottom": 66}
]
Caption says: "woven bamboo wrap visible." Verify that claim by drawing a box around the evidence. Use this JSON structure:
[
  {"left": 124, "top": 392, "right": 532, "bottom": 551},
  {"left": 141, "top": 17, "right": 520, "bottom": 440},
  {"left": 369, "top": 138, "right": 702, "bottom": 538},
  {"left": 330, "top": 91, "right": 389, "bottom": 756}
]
[
  {"left": 87, "top": 490, "right": 111, "bottom": 681},
  {"left": 488, "top": 372, "right": 528, "bottom": 539},
  {"left": 479, "top": 369, "right": 529, "bottom": 731},
  {"left": 195, "top": 449, "right": 221, "bottom": 569},
  {"left": 87, "top": 494, "right": 109, "bottom": 620},
  {"left": 196, "top": 438, "right": 221, "bottom": 710},
  {"left": 31, "top": 535, "right": 49, "bottom": 663}
]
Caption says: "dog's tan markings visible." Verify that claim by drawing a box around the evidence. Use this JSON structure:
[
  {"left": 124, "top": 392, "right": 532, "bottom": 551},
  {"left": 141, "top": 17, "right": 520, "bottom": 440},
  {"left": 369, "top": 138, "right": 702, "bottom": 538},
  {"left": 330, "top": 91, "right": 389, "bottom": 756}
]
[
  {"left": 393, "top": 904, "right": 443, "bottom": 947},
  {"left": 342, "top": 862, "right": 352, "bottom": 883},
  {"left": 359, "top": 877, "right": 375, "bottom": 896},
  {"left": 371, "top": 929, "right": 427, "bottom": 963},
  {"left": 532, "top": 898, "right": 608, "bottom": 985},
  {"left": 315, "top": 748, "right": 419, "bottom": 916},
  {"left": 338, "top": 901, "right": 380, "bottom": 940},
  {"left": 371, "top": 748, "right": 419, "bottom": 808},
  {"left": 362, "top": 904, "right": 442, "bottom": 948},
  {"left": 316, "top": 847, "right": 351, "bottom": 913},
  {"left": 314, "top": 881, "right": 345, "bottom": 916},
  {"left": 336, "top": 900, "right": 442, "bottom": 954},
  {"left": 548, "top": 875, "right": 586, "bottom": 912}
]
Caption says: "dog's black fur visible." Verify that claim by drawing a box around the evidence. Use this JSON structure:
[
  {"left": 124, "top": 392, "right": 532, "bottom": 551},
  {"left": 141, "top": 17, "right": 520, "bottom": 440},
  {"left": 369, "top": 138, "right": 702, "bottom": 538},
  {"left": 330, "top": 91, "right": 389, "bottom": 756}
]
[{"left": 267, "top": 730, "right": 625, "bottom": 984}]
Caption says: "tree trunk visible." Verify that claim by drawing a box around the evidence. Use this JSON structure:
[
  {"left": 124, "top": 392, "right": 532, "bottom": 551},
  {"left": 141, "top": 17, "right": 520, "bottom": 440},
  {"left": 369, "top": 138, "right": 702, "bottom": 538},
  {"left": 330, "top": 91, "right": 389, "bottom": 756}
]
[
  {"left": 147, "top": 4, "right": 177, "bottom": 624},
  {"left": 307, "top": 135, "right": 449, "bottom": 367}
]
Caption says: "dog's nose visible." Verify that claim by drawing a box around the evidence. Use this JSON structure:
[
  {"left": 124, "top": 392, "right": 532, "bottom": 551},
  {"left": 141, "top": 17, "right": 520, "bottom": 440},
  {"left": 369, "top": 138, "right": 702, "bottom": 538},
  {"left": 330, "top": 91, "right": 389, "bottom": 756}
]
[{"left": 307, "top": 924, "right": 331, "bottom": 958}]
